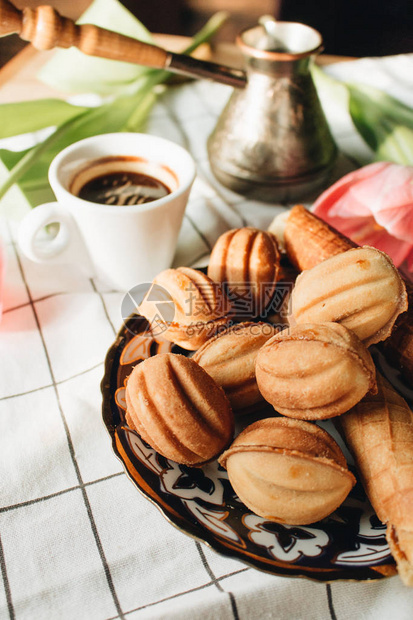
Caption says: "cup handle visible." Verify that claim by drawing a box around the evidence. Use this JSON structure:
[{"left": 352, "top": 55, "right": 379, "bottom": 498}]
[{"left": 18, "top": 202, "right": 95, "bottom": 276}]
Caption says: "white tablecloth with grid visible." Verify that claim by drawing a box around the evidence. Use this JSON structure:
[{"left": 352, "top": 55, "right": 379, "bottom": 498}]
[{"left": 2, "top": 54, "right": 413, "bottom": 620}]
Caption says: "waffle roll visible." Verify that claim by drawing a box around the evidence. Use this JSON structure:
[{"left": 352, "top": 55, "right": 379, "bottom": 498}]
[
  {"left": 271, "top": 204, "right": 356, "bottom": 272},
  {"left": 340, "top": 375, "right": 413, "bottom": 586}
]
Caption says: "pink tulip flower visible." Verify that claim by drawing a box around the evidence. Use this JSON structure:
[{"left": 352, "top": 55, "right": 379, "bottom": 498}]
[{"left": 312, "top": 162, "right": 413, "bottom": 273}]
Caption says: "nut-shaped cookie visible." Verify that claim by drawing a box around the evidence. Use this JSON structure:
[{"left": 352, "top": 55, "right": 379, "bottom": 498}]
[
  {"left": 219, "top": 418, "right": 356, "bottom": 525},
  {"left": 291, "top": 246, "right": 408, "bottom": 347},
  {"left": 207, "top": 227, "right": 280, "bottom": 317},
  {"left": 255, "top": 322, "right": 376, "bottom": 419},
  {"left": 139, "top": 267, "right": 233, "bottom": 350},
  {"left": 193, "top": 322, "right": 279, "bottom": 413},
  {"left": 126, "top": 353, "right": 234, "bottom": 465}
]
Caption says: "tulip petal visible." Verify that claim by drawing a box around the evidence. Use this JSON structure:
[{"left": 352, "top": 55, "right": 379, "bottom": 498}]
[
  {"left": 314, "top": 162, "right": 390, "bottom": 219},
  {"left": 313, "top": 162, "right": 413, "bottom": 271}
]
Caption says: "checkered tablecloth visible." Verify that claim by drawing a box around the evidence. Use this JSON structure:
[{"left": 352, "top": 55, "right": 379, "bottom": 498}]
[{"left": 2, "top": 55, "right": 413, "bottom": 620}]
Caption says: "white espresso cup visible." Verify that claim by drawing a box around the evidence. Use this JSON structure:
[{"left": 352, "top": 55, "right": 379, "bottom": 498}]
[{"left": 18, "top": 133, "right": 196, "bottom": 290}]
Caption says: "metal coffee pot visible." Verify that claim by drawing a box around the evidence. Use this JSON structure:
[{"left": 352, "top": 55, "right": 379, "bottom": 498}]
[
  {"left": 207, "top": 20, "right": 337, "bottom": 201},
  {"left": 1, "top": 1, "right": 336, "bottom": 201}
]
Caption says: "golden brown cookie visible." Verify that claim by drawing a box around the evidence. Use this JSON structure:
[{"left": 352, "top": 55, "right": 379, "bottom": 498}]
[
  {"left": 138, "top": 267, "right": 233, "bottom": 350},
  {"left": 193, "top": 322, "right": 279, "bottom": 413},
  {"left": 291, "top": 246, "right": 408, "bottom": 347},
  {"left": 126, "top": 353, "right": 234, "bottom": 465},
  {"left": 207, "top": 227, "right": 280, "bottom": 317},
  {"left": 219, "top": 417, "right": 355, "bottom": 525},
  {"left": 255, "top": 322, "right": 376, "bottom": 419}
]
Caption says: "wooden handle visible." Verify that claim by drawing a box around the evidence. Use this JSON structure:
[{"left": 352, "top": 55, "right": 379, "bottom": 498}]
[
  {"left": 0, "top": 0, "right": 247, "bottom": 87},
  {"left": 0, "top": 0, "right": 168, "bottom": 68}
]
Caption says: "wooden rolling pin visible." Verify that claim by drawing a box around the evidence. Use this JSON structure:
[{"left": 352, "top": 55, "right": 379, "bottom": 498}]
[{"left": 0, "top": 0, "right": 246, "bottom": 88}]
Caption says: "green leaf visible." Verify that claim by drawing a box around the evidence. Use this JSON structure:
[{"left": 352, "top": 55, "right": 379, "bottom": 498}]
[
  {"left": 0, "top": 148, "right": 30, "bottom": 172},
  {"left": 0, "top": 99, "right": 87, "bottom": 139},
  {"left": 181, "top": 11, "right": 229, "bottom": 56},
  {"left": 312, "top": 65, "right": 413, "bottom": 166},
  {"left": 38, "top": 0, "right": 154, "bottom": 95},
  {"left": 311, "top": 64, "right": 349, "bottom": 109},
  {"left": 349, "top": 83, "right": 413, "bottom": 131},
  {"left": 123, "top": 89, "right": 158, "bottom": 132},
  {"left": 0, "top": 158, "right": 38, "bottom": 217},
  {"left": 348, "top": 84, "right": 413, "bottom": 165},
  {"left": 0, "top": 144, "right": 58, "bottom": 207},
  {"left": 0, "top": 78, "right": 162, "bottom": 202}
]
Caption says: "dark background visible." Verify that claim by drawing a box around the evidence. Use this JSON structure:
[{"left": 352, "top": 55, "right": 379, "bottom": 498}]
[
  {"left": 1, "top": 0, "right": 413, "bottom": 68},
  {"left": 278, "top": 0, "right": 413, "bottom": 57}
]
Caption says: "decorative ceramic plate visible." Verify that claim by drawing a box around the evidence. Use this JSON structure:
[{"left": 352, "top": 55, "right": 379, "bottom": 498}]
[{"left": 101, "top": 314, "right": 403, "bottom": 582}]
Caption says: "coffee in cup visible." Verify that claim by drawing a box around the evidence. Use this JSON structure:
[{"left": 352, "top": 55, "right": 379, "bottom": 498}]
[
  {"left": 70, "top": 156, "right": 176, "bottom": 206},
  {"left": 18, "top": 133, "right": 196, "bottom": 290}
]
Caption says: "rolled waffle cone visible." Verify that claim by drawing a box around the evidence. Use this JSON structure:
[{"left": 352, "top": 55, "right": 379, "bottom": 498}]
[
  {"left": 270, "top": 204, "right": 356, "bottom": 272},
  {"left": 340, "top": 374, "right": 413, "bottom": 586},
  {"left": 387, "top": 526, "right": 413, "bottom": 587},
  {"left": 270, "top": 204, "right": 412, "bottom": 385}
]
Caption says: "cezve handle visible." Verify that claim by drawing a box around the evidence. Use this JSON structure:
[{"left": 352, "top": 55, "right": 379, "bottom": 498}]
[{"left": 0, "top": 0, "right": 246, "bottom": 88}]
